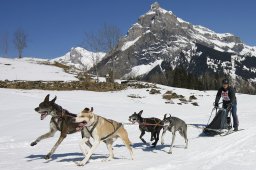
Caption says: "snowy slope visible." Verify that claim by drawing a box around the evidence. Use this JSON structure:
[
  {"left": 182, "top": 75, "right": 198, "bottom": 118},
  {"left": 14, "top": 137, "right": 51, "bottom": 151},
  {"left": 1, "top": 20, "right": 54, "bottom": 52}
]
[
  {"left": 0, "top": 85, "right": 255, "bottom": 170},
  {"left": 0, "top": 58, "right": 78, "bottom": 81},
  {"left": 51, "top": 47, "right": 105, "bottom": 70}
]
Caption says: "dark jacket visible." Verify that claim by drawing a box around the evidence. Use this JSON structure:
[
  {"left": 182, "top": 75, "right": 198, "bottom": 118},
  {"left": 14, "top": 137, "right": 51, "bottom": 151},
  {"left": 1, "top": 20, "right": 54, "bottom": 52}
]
[{"left": 215, "top": 86, "right": 236, "bottom": 106}]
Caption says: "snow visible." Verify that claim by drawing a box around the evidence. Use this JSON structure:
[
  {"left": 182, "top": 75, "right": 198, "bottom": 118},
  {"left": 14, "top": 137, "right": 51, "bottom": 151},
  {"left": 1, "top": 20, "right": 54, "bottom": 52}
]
[
  {"left": 0, "top": 58, "right": 78, "bottom": 81},
  {"left": 51, "top": 47, "right": 105, "bottom": 70},
  {"left": 145, "top": 11, "right": 156, "bottom": 15},
  {"left": 177, "top": 17, "right": 190, "bottom": 24},
  {"left": 0, "top": 84, "right": 255, "bottom": 170},
  {"left": 210, "top": 40, "right": 235, "bottom": 49},
  {"left": 213, "top": 46, "right": 224, "bottom": 52},
  {"left": 158, "top": 8, "right": 168, "bottom": 14},
  {"left": 192, "top": 25, "right": 256, "bottom": 57},
  {"left": 193, "top": 25, "right": 233, "bottom": 39},
  {"left": 121, "top": 36, "right": 141, "bottom": 51},
  {"left": 239, "top": 45, "right": 256, "bottom": 57},
  {"left": 123, "top": 60, "right": 163, "bottom": 78}
]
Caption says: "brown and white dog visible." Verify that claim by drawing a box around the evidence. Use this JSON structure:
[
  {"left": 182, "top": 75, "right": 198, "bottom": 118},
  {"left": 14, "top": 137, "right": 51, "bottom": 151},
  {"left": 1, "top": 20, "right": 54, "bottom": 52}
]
[{"left": 75, "top": 107, "right": 134, "bottom": 166}]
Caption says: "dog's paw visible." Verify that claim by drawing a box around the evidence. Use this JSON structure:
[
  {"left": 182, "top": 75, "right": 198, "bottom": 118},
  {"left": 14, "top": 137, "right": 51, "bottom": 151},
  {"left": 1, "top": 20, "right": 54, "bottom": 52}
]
[
  {"left": 30, "top": 141, "right": 37, "bottom": 146},
  {"left": 76, "top": 161, "right": 86, "bottom": 166},
  {"left": 150, "top": 145, "right": 156, "bottom": 148},
  {"left": 161, "top": 142, "right": 164, "bottom": 145},
  {"left": 44, "top": 154, "right": 51, "bottom": 160},
  {"left": 168, "top": 151, "right": 172, "bottom": 154},
  {"left": 102, "top": 157, "right": 113, "bottom": 162}
]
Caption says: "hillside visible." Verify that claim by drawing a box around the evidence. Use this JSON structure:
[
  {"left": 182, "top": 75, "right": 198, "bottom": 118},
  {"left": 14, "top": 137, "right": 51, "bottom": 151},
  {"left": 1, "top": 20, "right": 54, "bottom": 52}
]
[{"left": 0, "top": 58, "right": 78, "bottom": 81}]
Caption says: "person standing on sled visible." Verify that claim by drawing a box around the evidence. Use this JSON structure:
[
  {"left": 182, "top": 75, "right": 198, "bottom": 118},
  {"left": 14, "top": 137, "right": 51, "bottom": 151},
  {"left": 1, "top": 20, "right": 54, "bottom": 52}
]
[{"left": 214, "top": 78, "right": 239, "bottom": 131}]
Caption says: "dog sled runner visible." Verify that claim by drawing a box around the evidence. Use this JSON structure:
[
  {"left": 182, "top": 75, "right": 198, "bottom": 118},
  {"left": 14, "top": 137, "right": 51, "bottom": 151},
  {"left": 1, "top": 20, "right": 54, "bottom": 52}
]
[{"left": 202, "top": 106, "right": 233, "bottom": 136}]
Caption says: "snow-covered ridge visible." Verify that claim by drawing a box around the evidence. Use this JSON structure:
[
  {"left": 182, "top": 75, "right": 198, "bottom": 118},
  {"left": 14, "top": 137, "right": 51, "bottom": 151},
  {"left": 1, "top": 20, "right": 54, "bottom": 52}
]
[
  {"left": 121, "top": 36, "right": 141, "bottom": 51},
  {"left": 123, "top": 60, "right": 163, "bottom": 78},
  {"left": 52, "top": 47, "right": 105, "bottom": 70},
  {"left": 0, "top": 58, "right": 78, "bottom": 81}
]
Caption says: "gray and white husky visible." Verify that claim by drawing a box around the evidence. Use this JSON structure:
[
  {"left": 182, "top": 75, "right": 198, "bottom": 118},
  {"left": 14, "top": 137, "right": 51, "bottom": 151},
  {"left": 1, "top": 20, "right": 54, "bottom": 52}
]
[{"left": 161, "top": 114, "right": 188, "bottom": 154}]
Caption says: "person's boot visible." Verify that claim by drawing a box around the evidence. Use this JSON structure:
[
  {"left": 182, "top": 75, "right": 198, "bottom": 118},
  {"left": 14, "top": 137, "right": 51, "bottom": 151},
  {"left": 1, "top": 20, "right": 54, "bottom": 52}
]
[{"left": 234, "top": 127, "right": 238, "bottom": 131}]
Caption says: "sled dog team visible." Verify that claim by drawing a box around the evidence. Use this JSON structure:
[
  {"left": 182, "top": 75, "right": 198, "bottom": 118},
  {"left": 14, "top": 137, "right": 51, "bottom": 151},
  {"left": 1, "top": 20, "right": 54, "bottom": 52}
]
[{"left": 31, "top": 94, "right": 188, "bottom": 166}]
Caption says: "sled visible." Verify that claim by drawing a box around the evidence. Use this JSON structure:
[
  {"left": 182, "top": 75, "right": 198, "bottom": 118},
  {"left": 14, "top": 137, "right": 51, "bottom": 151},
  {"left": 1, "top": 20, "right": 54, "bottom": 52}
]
[{"left": 202, "top": 107, "right": 233, "bottom": 136}]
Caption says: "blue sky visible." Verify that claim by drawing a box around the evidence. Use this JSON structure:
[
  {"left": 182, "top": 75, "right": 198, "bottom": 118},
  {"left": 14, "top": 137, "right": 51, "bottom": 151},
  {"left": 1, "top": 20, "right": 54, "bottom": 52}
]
[{"left": 0, "top": 0, "right": 255, "bottom": 59}]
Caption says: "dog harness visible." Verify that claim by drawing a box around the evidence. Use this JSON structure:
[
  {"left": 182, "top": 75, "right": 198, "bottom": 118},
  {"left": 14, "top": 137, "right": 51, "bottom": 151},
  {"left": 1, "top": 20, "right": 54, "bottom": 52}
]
[
  {"left": 51, "top": 107, "right": 78, "bottom": 134},
  {"left": 140, "top": 118, "right": 163, "bottom": 130},
  {"left": 84, "top": 116, "right": 122, "bottom": 141}
]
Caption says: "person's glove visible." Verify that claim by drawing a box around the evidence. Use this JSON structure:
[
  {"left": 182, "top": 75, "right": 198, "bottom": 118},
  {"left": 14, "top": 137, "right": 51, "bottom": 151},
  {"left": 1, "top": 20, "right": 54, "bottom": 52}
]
[{"left": 227, "top": 103, "right": 233, "bottom": 109}]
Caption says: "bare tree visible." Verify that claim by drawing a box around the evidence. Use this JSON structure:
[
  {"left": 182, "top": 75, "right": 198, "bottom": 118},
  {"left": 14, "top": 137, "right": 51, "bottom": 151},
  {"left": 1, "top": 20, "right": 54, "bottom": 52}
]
[
  {"left": 83, "top": 32, "right": 102, "bottom": 82},
  {"left": 13, "top": 28, "right": 27, "bottom": 58},
  {"left": 100, "top": 24, "right": 122, "bottom": 81},
  {"left": 100, "top": 23, "right": 121, "bottom": 52},
  {"left": 1, "top": 32, "right": 8, "bottom": 57},
  {"left": 83, "top": 24, "right": 121, "bottom": 82}
]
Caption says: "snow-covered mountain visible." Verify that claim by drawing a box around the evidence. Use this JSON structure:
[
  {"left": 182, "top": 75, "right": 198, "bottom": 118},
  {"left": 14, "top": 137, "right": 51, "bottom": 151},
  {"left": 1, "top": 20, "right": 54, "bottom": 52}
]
[
  {"left": 52, "top": 47, "right": 105, "bottom": 70},
  {"left": 97, "top": 2, "right": 256, "bottom": 92}
]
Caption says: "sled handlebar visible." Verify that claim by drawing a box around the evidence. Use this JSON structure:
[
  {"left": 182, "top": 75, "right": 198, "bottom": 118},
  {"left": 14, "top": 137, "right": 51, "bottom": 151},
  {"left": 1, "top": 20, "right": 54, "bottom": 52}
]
[{"left": 213, "top": 102, "right": 232, "bottom": 110}]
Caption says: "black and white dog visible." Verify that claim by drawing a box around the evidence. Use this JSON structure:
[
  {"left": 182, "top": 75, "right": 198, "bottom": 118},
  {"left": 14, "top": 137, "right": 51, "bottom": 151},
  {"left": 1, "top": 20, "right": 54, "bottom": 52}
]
[
  {"left": 129, "top": 110, "right": 163, "bottom": 147},
  {"left": 161, "top": 114, "right": 188, "bottom": 154}
]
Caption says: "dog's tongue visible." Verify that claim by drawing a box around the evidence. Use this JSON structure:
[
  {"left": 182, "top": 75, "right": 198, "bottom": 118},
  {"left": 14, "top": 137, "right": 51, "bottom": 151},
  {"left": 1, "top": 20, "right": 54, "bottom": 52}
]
[
  {"left": 129, "top": 119, "right": 136, "bottom": 124},
  {"left": 40, "top": 112, "right": 47, "bottom": 120},
  {"left": 76, "top": 127, "right": 83, "bottom": 131},
  {"left": 75, "top": 122, "right": 86, "bottom": 131}
]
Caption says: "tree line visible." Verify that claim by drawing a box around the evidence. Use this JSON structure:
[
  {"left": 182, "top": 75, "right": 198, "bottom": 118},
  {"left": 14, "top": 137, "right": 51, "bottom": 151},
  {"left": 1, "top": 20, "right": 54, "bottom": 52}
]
[{"left": 145, "top": 66, "right": 228, "bottom": 91}]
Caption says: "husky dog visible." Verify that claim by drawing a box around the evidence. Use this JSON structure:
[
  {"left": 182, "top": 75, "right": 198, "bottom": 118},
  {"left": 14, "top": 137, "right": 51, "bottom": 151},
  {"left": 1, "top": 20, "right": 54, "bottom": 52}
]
[
  {"left": 129, "top": 110, "right": 163, "bottom": 147},
  {"left": 161, "top": 114, "right": 188, "bottom": 154},
  {"left": 31, "top": 94, "right": 92, "bottom": 159},
  {"left": 75, "top": 107, "right": 134, "bottom": 166}
]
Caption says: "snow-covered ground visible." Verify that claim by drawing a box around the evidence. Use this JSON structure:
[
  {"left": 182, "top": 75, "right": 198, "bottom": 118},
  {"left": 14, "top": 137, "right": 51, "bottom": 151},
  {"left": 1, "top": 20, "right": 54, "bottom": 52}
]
[
  {"left": 0, "top": 58, "right": 78, "bottom": 81},
  {"left": 0, "top": 85, "right": 255, "bottom": 170}
]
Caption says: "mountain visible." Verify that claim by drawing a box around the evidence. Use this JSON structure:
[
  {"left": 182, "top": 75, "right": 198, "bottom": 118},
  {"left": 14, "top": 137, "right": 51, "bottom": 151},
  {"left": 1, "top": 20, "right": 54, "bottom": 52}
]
[
  {"left": 96, "top": 2, "right": 256, "bottom": 93},
  {"left": 52, "top": 47, "right": 105, "bottom": 70}
]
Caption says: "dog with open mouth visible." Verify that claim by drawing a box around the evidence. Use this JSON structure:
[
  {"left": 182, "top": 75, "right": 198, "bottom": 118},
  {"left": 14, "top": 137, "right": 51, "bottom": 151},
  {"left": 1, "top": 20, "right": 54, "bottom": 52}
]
[
  {"left": 31, "top": 94, "right": 92, "bottom": 159},
  {"left": 74, "top": 107, "right": 134, "bottom": 166}
]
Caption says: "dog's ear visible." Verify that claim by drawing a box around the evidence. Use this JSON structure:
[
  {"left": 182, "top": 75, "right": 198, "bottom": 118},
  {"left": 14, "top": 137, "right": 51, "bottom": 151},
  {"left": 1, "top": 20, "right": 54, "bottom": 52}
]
[
  {"left": 83, "top": 108, "right": 90, "bottom": 112},
  {"left": 90, "top": 107, "right": 94, "bottom": 112},
  {"left": 44, "top": 94, "right": 50, "bottom": 102},
  {"left": 138, "top": 110, "right": 143, "bottom": 116},
  {"left": 169, "top": 114, "right": 172, "bottom": 118},
  {"left": 51, "top": 96, "right": 57, "bottom": 103},
  {"left": 164, "top": 114, "right": 167, "bottom": 119}
]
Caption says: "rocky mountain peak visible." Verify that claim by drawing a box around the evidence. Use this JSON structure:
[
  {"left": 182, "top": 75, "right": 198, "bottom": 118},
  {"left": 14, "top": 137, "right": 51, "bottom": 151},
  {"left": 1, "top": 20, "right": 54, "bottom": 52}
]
[
  {"left": 96, "top": 3, "right": 256, "bottom": 93},
  {"left": 151, "top": 2, "right": 160, "bottom": 10}
]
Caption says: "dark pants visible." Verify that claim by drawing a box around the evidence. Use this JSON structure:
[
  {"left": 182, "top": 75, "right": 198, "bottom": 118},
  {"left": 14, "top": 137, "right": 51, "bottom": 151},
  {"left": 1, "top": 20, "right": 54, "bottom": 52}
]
[{"left": 223, "top": 102, "right": 239, "bottom": 128}]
